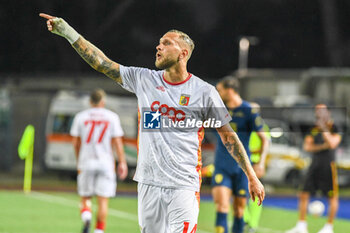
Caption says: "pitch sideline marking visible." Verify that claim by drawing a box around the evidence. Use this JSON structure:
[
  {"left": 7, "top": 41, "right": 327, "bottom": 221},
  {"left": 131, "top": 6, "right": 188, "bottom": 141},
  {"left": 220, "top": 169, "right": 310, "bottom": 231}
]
[
  {"left": 29, "top": 192, "right": 212, "bottom": 233},
  {"left": 30, "top": 191, "right": 137, "bottom": 221},
  {"left": 227, "top": 220, "right": 284, "bottom": 233},
  {"left": 257, "top": 227, "right": 284, "bottom": 233}
]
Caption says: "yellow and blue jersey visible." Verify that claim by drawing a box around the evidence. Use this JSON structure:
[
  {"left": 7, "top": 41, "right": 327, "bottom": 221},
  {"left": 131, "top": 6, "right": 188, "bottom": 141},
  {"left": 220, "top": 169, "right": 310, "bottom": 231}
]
[{"left": 214, "top": 101, "right": 263, "bottom": 174}]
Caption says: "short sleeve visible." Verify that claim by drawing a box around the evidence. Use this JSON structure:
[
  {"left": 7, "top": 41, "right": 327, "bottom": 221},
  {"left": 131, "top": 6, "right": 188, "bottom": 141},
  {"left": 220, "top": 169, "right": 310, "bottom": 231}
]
[
  {"left": 111, "top": 114, "right": 124, "bottom": 137},
  {"left": 70, "top": 114, "right": 80, "bottom": 137},
  {"left": 249, "top": 108, "right": 264, "bottom": 132},
  {"left": 204, "top": 87, "right": 232, "bottom": 128},
  {"left": 119, "top": 65, "right": 147, "bottom": 94}
]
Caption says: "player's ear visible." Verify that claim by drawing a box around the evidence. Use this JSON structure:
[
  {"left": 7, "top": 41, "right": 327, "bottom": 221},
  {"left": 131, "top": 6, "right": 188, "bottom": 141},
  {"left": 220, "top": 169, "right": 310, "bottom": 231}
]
[
  {"left": 101, "top": 98, "right": 106, "bottom": 106},
  {"left": 180, "top": 49, "right": 189, "bottom": 60}
]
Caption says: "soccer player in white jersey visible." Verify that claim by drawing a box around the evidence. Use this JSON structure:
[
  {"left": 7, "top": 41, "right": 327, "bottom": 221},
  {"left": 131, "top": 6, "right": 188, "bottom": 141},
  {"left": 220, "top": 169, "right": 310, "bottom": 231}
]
[
  {"left": 70, "top": 89, "right": 128, "bottom": 233},
  {"left": 40, "top": 13, "right": 265, "bottom": 233}
]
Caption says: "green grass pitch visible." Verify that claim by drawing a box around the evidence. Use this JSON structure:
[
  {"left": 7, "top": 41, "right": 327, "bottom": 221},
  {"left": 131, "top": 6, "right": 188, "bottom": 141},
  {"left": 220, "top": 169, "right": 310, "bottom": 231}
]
[{"left": 0, "top": 191, "right": 349, "bottom": 233}]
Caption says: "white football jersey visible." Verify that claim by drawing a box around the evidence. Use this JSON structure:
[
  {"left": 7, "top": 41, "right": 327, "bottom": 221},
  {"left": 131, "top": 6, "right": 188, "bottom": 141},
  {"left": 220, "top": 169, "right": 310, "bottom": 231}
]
[
  {"left": 119, "top": 65, "right": 231, "bottom": 192},
  {"left": 70, "top": 107, "right": 124, "bottom": 171}
]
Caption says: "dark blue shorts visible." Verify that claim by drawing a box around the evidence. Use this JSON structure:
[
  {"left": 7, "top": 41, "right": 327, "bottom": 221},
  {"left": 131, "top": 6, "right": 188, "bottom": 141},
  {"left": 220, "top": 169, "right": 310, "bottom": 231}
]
[{"left": 211, "top": 167, "right": 249, "bottom": 197}]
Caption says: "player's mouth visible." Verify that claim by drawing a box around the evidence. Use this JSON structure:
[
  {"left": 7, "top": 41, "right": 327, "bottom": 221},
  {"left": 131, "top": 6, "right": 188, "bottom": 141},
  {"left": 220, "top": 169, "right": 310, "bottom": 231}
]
[{"left": 156, "top": 52, "right": 162, "bottom": 60}]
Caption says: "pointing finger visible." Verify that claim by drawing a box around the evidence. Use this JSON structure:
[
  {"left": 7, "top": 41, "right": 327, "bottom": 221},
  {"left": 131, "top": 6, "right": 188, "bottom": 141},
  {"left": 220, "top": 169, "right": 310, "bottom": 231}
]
[{"left": 39, "top": 13, "right": 56, "bottom": 20}]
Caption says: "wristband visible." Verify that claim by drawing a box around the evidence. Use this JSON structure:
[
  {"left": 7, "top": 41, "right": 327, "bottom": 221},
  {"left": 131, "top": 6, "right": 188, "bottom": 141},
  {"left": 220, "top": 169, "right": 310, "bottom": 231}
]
[{"left": 51, "top": 18, "right": 80, "bottom": 44}]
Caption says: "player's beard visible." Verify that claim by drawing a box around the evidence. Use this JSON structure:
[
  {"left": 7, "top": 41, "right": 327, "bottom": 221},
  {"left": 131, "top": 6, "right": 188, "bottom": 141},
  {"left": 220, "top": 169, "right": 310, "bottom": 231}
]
[{"left": 155, "top": 56, "right": 177, "bottom": 70}]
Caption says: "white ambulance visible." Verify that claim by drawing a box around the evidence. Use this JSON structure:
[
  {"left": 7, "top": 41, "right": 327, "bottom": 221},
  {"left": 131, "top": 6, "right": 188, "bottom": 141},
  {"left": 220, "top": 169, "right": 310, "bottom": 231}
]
[{"left": 45, "top": 90, "right": 138, "bottom": 173}]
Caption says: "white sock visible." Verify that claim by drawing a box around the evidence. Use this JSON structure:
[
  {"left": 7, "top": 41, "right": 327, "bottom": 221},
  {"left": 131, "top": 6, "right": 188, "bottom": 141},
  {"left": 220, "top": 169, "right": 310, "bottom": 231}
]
[
  {"left": 94, "top": 229, "right": 104, "bottom": 233},
  {"left": 81, "top": 210, "right": 92, "bottom": 223},
  {"left": 296, "top": 220, "right": 307, "bottom": 229}
]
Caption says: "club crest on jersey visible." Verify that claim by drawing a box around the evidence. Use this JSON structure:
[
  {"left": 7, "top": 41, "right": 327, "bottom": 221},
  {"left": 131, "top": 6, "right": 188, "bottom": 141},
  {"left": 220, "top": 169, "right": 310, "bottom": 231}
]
[{"left": 179, "top": 94, "right": 190, "bottom": 106}]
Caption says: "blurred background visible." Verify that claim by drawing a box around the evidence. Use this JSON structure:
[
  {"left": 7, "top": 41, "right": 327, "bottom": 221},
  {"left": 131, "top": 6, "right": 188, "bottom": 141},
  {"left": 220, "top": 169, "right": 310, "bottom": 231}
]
[{"left": 1, "top": 0, "right": 350, "bottom": 232}]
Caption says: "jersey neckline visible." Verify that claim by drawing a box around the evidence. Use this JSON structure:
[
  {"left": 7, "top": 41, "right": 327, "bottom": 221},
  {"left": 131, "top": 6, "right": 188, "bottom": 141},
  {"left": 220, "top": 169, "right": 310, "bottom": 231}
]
[
  {"left": 162, "top": 72, "right": 192, "bottom": 86},
  {"left": 227, "top": 100, "right": 246, "bottom": 111}
]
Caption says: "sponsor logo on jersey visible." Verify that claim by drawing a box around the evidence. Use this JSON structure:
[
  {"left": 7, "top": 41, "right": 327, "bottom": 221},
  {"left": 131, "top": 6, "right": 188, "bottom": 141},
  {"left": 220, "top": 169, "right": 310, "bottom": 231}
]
[
  {"left": 179, "top": 94, "right": 190, "bottom": 106},
  {"left": 143, "top": 101, "right": 222, "bottom": 129},
  {"left": 156, "top": 86, "right": 165, "bottom": 92},
  {"left": 151, "top": 101, "right": 186, "bottom": 122},
  {"left": 233, "top": 111, "right": 245, "bottom": 118}
]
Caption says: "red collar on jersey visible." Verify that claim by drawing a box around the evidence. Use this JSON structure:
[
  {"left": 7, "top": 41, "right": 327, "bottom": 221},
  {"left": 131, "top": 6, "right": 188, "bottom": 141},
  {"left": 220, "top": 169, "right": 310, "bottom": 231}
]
[{"left": 162, "top": 72, "right": 192, "bottom": 86}]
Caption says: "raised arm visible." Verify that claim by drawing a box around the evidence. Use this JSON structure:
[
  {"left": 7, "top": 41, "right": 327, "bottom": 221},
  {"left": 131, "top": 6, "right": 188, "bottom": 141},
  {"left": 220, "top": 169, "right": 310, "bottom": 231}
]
[
  {"left": 72, "top": 37, "right": 122, "bottom": 83},
  {"left": 39, "top": 13, "right": 122, "bottom": 84},
  {"left": 216, "top": 123, "right": 265, "bottom": 205}
]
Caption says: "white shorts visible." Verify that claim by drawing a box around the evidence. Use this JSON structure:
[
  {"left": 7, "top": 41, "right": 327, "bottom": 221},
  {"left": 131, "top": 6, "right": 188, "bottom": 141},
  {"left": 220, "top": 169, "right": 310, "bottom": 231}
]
[
  {"left": 77, "top": 168, "right": 116, "bottom": 198},
  {"left": 138, "top": 183, "right": 199, "bottom": 233}
]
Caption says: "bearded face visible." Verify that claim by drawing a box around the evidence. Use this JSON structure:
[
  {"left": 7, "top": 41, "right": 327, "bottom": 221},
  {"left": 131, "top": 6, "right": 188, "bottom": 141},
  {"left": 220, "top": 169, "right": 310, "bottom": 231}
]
[
  {"left": 155, "top": 53, "right": 178, "bottom": 69},
  {"left": 155, "top": 32, "right": 183, "bottom": 70}
]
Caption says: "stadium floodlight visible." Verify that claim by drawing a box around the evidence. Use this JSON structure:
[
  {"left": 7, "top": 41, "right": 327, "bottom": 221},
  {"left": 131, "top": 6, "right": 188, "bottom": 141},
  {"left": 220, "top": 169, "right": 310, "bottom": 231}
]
[{"left": 238, "top": 36, "right": 259, "bottom": 77}]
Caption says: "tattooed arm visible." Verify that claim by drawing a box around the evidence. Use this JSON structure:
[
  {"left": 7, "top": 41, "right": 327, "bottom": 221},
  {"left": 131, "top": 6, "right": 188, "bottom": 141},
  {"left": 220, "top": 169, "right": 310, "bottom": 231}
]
[
  {"left": 39, "top": 13, "right": 122, "bottom": 84},
  {"left": 217, "top": 123, "right": 255, "bottom": 177},
  {"left": 72, "top": 37, "right": 122, "bottom": 84},
  {"left": 216, "top": 123, "right": 265, "bottom": 205}
]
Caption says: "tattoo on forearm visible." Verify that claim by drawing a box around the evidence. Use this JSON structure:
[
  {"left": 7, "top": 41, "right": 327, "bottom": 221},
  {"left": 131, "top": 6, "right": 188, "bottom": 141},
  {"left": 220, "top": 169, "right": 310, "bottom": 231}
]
[
  {"left": 224, "top": 134, "right": 248, "bottom": 173},
  {"left": 72, "top": 37, "right": 122, "bottom": 84}
]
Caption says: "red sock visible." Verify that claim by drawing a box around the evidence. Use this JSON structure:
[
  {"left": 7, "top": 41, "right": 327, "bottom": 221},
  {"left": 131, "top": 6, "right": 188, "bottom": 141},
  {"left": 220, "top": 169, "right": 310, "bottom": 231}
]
[
  {"left": 96, "top": 221, "right": 105, "bottom": 230},
  {"left": 80, "top": 207, "right": 91, "bottom": 213}
]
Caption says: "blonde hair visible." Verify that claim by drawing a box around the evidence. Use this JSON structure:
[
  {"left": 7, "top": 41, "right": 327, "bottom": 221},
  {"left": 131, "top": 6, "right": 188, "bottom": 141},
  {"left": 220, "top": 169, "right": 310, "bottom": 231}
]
[
  {"left": 90, "top": 88, "right": 106, "bottom": 105},
  {"left": 168, "top": 29, "right": 195, "bottom": 58}
]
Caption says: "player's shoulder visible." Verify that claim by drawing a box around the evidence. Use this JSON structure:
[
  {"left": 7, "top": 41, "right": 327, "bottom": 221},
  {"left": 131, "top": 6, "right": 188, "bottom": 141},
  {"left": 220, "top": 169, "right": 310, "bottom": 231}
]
[
  {"left": 242, "top": 101, "right": 261, "bottom": 115},
  {"left": 309, "top": 125, "right": 319, "bottom": 136},
  {"left": 121, "top": 65, "right": 159, "bottom": 77},
  {"left": 329, "top": 122, "right": 341, "bottom": 134},
  {"left": 241, "top": 100, "right": 252, "bottom": 111},
  {"left": 74, "top": 108, "right": 90, "bottom": 118},
  {"left": 241, "top": 100, "right": 252, "bottom": 107},
  {"left": 71, "top": 109, "right": 89, "bottom": 125},
  {"left": 190, "top": 74, "right": 216, "bottom": 94},
  {"left": 99, "top": 108, "right": 120, "bottom": 118}
]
